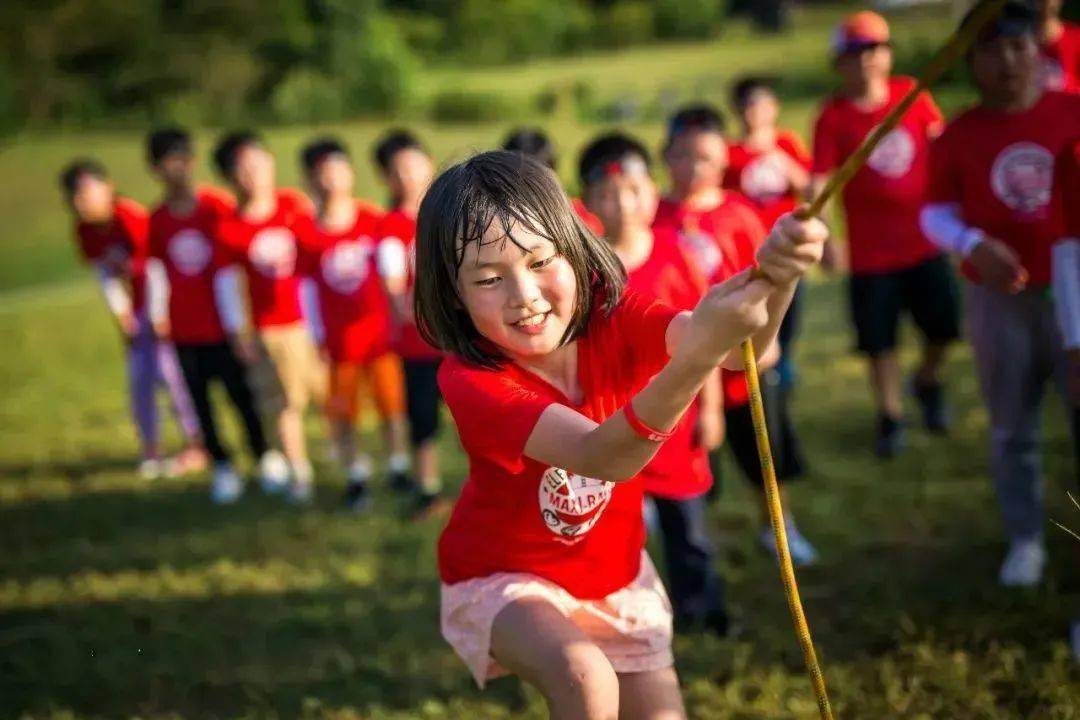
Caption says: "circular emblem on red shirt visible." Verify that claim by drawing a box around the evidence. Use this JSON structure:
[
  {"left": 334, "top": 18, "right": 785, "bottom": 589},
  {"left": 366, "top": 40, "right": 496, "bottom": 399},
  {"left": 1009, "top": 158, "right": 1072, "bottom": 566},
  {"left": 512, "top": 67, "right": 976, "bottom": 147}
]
[
  {"left": 866, "top": 127, "right": 916, "bottom": 179},
  {"left": 320, "top": 240, "right": 372, "bottom": 295},
  {"left": 741, "top": 153, "right": 790, "bottom": 201},
  {"left": 538, "top": 467, "right": 613, "bottom": 544},
  {"left": 990, "top": 142, "right": 1054, "bottom": 215},
  {"left": 678, "top": 231, "right": 722, "bottom": 281},
  {"left": 249, "top": 228, "right": 297, "bottom": 278},
  {"left": 167, "top": 229, "right": 212, "bottom": 276}
]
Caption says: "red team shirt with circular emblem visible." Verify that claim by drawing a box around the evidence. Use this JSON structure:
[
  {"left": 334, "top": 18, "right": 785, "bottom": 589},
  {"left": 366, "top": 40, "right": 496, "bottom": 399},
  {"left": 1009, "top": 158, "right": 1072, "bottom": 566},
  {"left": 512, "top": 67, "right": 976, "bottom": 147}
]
[
  {"left": 813, "top": 76, "right": 944, "bottom": 274},
  {"left": 437, "top": 290, "right": 680, "bottom": 599},
  {"left": 928, "top": 91, "right": 1080, "bottom": 288},
  {"left": 626, "top": 227, "right": 712, "bottom": 499},
  {"left": 725, "top": 130, "right": 812, "bottom": 231},
  {"left": 376, "top": 208, "right": 442, "bottom": 360},
  {"left": 148, "top": 187, "right": 234, "bottom": 344},
  {"left": 1040, "top": 21, "right": 1080, "bottom": 94},
  {"left": 216, "top": 190, "right": 313, "bottom": 329},
  {"left": 296, "top": 201, "right": 394, "bottom": 363},
  {"left": 652, "top": 192, "right": 765, "bottom": 409},
  {"left": 75, "top": 197, "right": 150, "bottom": 312}
]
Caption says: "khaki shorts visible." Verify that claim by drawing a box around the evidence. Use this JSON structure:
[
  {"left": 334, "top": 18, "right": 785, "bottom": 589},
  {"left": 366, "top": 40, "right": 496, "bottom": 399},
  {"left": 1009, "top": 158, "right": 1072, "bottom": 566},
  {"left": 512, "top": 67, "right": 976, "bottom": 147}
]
[
  {"left": 251, "top": 323, "right": 326, "bottom": 415},
  {"left": 441, "top": 551, "right": 674, "bottom": 689}
]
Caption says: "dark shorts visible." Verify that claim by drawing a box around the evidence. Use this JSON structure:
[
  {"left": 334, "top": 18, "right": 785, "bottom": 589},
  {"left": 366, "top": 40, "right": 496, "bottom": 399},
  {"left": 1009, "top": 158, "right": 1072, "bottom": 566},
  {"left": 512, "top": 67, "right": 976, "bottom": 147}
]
[
  {"left": 403, "top": 358, "right": 442, "bottom": 446},
  {"left": 848, "top": 255, "right": 961, "bottom": 357},
  {"left": 724, "top": 369, "right": 805, "bottom": 487}
]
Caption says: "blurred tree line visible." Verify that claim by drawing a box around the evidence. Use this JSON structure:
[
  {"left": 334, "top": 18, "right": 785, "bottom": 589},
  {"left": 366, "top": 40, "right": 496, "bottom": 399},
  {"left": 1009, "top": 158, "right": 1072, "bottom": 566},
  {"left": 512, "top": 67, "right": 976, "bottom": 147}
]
[{"left": 0, "top": 0, "right": 736, "bottom": 131}]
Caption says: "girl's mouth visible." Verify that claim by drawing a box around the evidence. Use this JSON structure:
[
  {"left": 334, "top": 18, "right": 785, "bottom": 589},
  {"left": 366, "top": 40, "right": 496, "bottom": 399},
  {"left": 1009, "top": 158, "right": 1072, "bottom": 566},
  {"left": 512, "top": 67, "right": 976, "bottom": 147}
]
[{"left": 511, "top": 311, "right": 550, "bottom": 335}]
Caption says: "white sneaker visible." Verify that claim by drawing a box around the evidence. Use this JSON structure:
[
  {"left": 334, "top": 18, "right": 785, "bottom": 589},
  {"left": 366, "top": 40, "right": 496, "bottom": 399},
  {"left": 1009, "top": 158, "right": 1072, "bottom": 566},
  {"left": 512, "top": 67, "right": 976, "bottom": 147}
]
[
  {"left": 760, "top": 522, "right": 819, "bottom": 567},
  {"left": 998, "top": 539, "right": 1046, "bottom": 587},
  {"left": 138, "top": 458, "right": 164, "bottom": 480},
  {"left": 258, "top": 450, "right": 290, "bottom": 495},
  {"left": 210, "top": 463, "right": 244, "bottom": 505},
  {"left": 288, "top": 481, "right": 314, "bottom": 505},
  {"left": 347, "top": 457, "right": 373, "bottom": 486}
]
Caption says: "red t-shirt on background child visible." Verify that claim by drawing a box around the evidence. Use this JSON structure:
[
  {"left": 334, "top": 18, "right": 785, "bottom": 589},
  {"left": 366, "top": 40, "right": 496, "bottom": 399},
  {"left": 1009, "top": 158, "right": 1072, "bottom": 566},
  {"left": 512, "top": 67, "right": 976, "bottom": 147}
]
[
  {"left": 652, "top": 193, "right": 765, "bottom": 410},
  {"left": 572, "top": 197, "right": 606, "bottom": 236},
  {"left": 626, "top": 227, "right": 712, "bottom": 500},
  {"left": 376, "top": 208, "right": 442, "bottom": 361},
  {"left": 1053, "top": 138, "right": 1080, "bottom": 238},
  {"left": 927, "top": 91, "right": 1080, "bottom": 288},
  {"left": 813, "top": 76, "right": 943, "bottom": 274},
  {"left": 148, "top": 187, "right": 235, "bottom": 345},
  {"left": 653, "top": 191, "right": 766, "bottom": 285},
  {"left": 216, "top": 189, "right": 313, "bottom": 330},
  {"left": 438, "top": 290, "right": 681, "bottom": 599},
  {"left": 75, "top": 197, "right": 150, "bottom": 313},
  {"left": 297, "top": 201, "right": 393, "bottom": 364},
  {"left": 1040, "top": 22, "right": 1080, "bottom": 93},
  {"left": 725, "top": 130, "right": 812, "bottom": 231}
]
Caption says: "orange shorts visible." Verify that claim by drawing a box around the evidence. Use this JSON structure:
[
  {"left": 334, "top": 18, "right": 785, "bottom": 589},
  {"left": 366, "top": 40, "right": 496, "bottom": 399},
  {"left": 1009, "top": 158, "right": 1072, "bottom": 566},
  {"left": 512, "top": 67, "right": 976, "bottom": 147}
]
[{"left": 326, "top": 353, "right": 406, "bottom": 424}]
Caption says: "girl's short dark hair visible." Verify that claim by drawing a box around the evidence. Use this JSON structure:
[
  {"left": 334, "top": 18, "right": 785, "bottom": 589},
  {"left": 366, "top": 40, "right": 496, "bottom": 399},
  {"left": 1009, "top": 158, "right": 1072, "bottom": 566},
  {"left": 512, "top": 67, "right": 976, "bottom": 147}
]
[
  {"left": 213, "top": 130, "right": 262, "bottom": 179},
  {"left": 664, "top": 103, "right": 726, "bottom": 151},
  {"left": 577, "top": 132, "right": 652, "bottom": 189},
  {"left": 414, "top": 150, "right": 626, "bottom": 369},
  {"left": 300, "top": 136, "right": 349, "bottom": 173},
  {"left": 373, "top": 129, "right": 426, "bottom": 172},
  {"left": 731, "top": 75, "right": 777, "bottom": 110},
  {"left": 147, "top": 127, "right": 192, "bottom": 166}
]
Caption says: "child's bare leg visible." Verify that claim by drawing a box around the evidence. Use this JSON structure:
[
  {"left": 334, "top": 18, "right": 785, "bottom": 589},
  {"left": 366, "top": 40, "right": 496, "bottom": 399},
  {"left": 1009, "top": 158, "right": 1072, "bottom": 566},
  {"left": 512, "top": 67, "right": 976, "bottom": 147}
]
[
  {"left": 868, "top": 351, "right": 902, "bottom": 418},
  {"left": 617, "top": 668, "right": 686, "bottom": 720},
  {"left": 491, "top": 598, "right": 619, "bottom": 720}
]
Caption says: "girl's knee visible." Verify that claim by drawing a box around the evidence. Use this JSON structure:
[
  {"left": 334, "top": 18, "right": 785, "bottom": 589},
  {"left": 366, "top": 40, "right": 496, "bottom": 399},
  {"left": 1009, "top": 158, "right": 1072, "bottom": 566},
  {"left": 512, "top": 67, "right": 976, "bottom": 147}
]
[{"left": 541, "top": 642, "right": 619, "bottom": 720}]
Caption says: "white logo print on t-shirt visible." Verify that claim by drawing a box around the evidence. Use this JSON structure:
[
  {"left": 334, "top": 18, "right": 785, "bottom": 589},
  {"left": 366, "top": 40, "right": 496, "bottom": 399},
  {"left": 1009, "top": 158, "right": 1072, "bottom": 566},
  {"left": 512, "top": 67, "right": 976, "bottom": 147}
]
[
  {"left": 248, "top": 228, "right": 297, "bottom": 278},
  {"left": 539, "top": 467, "right": 614, "bottom": 545},
  {"left": 320, "top": 240, "right": 371, "bottom": 295},
  {"left": 866, "top": 127, "right": 916, "bottom": 179},
  {"left": 990, "top": 142, "right": 1054, "bottom": 216},
  {"left": 167, "top": 229, "right": 212, "bottom": 276},
  {"left": 741, "top": 153, "right": 789, "bottom": 201}
]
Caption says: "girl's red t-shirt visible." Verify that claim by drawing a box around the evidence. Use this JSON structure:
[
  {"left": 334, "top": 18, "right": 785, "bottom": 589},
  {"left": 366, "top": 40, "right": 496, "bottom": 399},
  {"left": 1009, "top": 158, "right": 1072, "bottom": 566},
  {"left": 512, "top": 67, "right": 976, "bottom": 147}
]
[{"left": 437, "top": 289, "right": 680, "bottom": 599}]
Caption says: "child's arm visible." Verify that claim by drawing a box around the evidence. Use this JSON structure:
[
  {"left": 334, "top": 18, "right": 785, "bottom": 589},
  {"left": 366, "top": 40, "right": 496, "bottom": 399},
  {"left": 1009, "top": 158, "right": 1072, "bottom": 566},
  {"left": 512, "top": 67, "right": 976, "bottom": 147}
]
[
  {"left": 213, "top": 265, "right": 257, "bottom": 363},
  {"left": 145, "top": 258, "right": 170, "bottom": 339},
  {"left": 525, "top": 271, "right": 774, "bottom": 482},
  {"left": 376, "top": 236, "right": 409, "bottom": 323},
  {"left": 93, "top": 263, "right": 136, "bottom": 339}
]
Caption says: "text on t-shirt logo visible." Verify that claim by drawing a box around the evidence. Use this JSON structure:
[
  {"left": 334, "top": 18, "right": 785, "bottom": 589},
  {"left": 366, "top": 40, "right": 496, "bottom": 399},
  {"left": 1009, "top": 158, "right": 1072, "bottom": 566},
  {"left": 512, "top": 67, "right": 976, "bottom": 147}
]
[
  {"left": 990, "top": 142, "right": 1054, "bottom": 216},
  {"left": 167, "top": 229, "right": 212, "bottom": 276},
  {"left": 741, "top": 153, "right": 790, "bottom": 200},
  {"left": 866, "top": 127, "right": 916, "bottom": 179},
  {"left": 538, "top": 467, "right": 613, "bottom": 545},
  {"left": 321, "top": 240, "right": 372, "bottom": 294},
  {"left": 249, "top": 228, "right": 297, "bottom": 278}
]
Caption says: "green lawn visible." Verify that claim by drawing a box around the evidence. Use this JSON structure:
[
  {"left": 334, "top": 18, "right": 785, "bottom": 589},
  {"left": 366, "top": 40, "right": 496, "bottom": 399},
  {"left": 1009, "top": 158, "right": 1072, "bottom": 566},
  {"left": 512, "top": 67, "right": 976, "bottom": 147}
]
[
  {"left": 4, "top": 4, "right": 1080, "bottom": 718},
  {"left": 2, "top": 274, "right": 1079, "bottom": 719}
]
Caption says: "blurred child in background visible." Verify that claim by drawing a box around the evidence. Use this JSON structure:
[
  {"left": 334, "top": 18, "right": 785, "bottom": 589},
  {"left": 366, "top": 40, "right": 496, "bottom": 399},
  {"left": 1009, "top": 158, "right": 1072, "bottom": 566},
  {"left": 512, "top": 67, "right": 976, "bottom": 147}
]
[
  {"left": 60, "top": 160, "right": 205, "bottom": 479},
  {"left": 372, "top": 130, "right": 449, "bottom": 518},
  {"left": 920, "top": 1, "right": 1080, "bottom": 587},
  {"left": 1034, "top": 0, "right": 1079, "bottom": 92},
  {"left": 812, "top": 11, "right": 959, "bottom": 459},
  {"left": 212, "top": 132, "right": 322, "bottom": 504},
  {"left": 144, "top": 128, "right": 274, "bottom": 504},
  {"left": 579, "top": 132, "right": 730, "bottom": 635},
  {"left": 656, "top": 104, "right": 816, "bottom": 565},
  {"left": 727, "top": 76, "right": 812, "bottom": 390},
  {"left": 297, "top": 137, "right": 411, "bottom": 512},
  {"left": 502, "top": 127, "right": 606, "bottom": 236}
]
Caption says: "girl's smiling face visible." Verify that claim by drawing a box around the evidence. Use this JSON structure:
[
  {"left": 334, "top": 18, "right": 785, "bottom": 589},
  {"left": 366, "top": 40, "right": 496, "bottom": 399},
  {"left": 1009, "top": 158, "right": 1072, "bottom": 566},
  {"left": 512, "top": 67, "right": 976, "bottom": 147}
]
[{"left": 456, "top": 219, "right": 578, "bottom": 362}]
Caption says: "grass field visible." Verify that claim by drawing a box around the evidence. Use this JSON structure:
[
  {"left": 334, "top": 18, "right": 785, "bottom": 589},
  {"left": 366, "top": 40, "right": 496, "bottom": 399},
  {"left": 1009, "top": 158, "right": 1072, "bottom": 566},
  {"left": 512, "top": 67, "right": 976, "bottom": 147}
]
[{"left": 3, "top": 3, "right": 1080, "bottom": 718}]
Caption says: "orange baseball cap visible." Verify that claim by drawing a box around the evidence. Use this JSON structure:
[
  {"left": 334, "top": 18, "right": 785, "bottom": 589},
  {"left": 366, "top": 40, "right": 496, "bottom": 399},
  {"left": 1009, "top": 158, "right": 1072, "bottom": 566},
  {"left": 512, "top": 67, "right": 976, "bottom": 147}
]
[{"left": 832, "top": 11, "right": 891, "bottom": 55}]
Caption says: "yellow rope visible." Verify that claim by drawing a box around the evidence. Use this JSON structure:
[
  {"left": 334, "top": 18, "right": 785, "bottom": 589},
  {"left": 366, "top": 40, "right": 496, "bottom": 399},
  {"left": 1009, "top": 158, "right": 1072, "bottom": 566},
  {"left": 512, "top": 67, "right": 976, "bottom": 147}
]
[{"left": 738, "top": 2, "right": 1007, "bottom": 717}]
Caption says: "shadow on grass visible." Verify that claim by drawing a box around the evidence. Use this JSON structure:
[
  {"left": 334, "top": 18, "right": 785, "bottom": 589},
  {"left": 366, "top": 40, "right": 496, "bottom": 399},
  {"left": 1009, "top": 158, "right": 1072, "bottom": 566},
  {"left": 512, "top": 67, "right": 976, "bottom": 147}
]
[{"left": 0, "top": 454, "right": 139, "bottom": 482}]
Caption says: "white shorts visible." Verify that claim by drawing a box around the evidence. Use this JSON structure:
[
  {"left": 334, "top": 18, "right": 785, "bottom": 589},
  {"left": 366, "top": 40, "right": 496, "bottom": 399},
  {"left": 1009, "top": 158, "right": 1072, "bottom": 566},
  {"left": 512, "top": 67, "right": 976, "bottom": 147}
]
[{"left": 440, "top": 551, "right": 674, "bottom": 688}]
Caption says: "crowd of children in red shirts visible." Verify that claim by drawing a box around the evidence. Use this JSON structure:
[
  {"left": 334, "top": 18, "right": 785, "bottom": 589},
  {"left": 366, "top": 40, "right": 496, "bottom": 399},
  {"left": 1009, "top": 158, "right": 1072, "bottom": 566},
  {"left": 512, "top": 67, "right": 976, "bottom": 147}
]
[{"left": 60, "top": 1, "right": 1080, "bottom": 714}]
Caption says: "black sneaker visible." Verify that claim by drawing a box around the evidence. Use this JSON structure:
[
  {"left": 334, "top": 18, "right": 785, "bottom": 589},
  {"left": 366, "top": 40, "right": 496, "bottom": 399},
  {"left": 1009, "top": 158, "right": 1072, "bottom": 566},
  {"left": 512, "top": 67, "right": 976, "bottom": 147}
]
[
  {"left": 343, "top": 482, "right": 372, "bottom": 513},
  {"left": 875, "top": 414, "right": 905, "bottom": 459},
  {"left": 910, "top": 377, "right": 950, "bottom": 434},
  {"left": 388, "top": 470, "right": 415, "bottom": 495},
  {"left": 410, "top": 491, "right": 453, "bottom": 522}
]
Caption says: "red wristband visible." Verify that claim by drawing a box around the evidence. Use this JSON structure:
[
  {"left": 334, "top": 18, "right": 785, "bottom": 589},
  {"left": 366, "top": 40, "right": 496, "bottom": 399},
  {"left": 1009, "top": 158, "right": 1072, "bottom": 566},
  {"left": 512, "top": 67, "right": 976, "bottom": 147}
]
[{"left": 623, "top": 400, "right": 676, "bottom": 442}]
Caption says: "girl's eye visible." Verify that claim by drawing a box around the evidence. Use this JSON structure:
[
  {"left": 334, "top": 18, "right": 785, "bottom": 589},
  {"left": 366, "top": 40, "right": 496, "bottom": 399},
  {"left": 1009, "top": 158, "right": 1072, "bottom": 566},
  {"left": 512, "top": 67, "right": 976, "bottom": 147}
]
[
  {"left": 531, "top": 256, "right": 555, "bottom": 270},
  {"left": 475, "top": 276, "right": 500, "bottom": 287}
]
